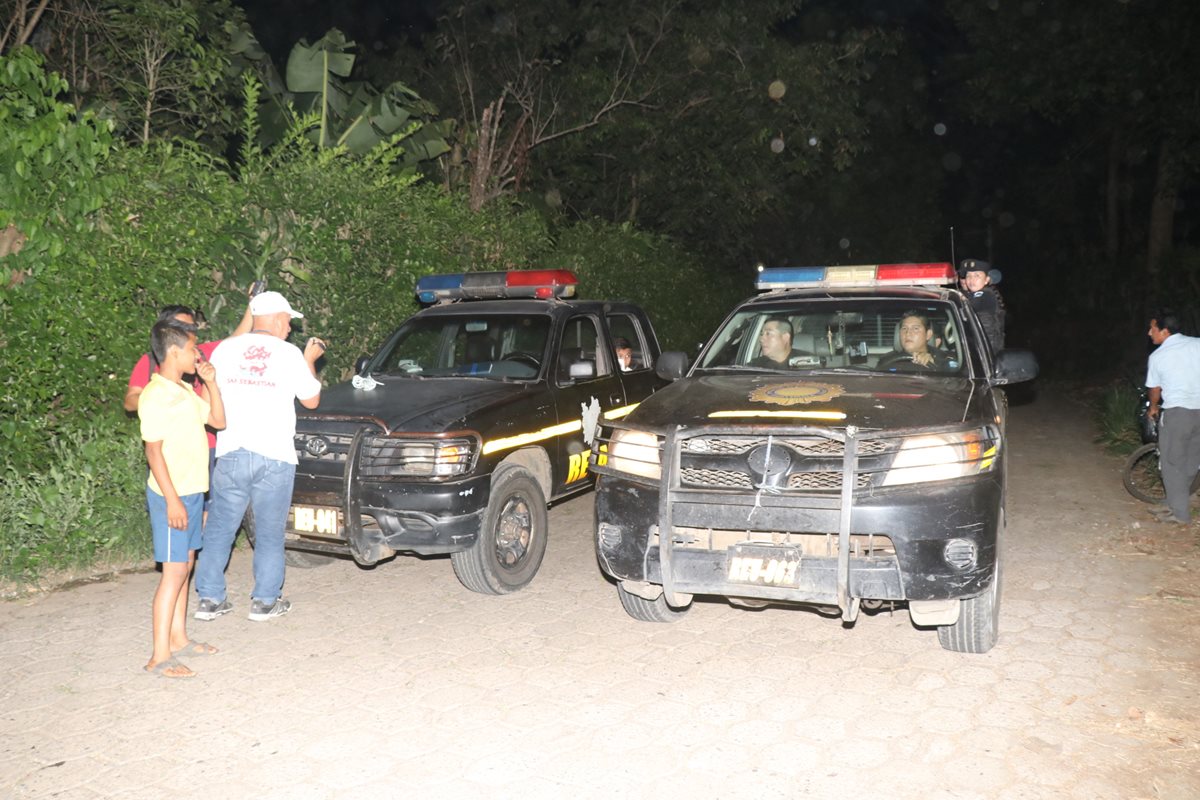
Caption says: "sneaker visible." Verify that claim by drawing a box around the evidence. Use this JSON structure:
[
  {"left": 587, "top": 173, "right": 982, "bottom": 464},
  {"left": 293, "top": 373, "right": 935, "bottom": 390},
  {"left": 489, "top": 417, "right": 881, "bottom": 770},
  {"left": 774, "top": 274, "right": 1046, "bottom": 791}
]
[
  {"left": 194, "top": 598, "right": 233, "bottom": 621},
  {"left": 247, "top": 597, "right": 292, "bottom": 622}
]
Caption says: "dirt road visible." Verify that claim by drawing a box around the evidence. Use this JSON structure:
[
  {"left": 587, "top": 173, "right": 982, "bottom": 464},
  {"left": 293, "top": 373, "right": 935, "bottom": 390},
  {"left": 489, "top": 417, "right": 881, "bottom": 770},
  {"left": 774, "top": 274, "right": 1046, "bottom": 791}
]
[{"left": 1, "top": 391, "right": 1197, "bottom": 799}]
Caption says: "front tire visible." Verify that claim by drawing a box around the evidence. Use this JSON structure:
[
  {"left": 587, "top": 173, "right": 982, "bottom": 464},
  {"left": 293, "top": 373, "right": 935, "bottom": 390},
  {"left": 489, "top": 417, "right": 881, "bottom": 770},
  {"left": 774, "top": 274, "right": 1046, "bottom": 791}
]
[
  {"left": 1121, "top": 442, "right": 1200, "bottom": 503},
  {"left": 452, "top": 466, "right": 548, "bottom": 594},
  {"left": 616, "top": 583, "right": 691, "bottom": 623},
  {"left": 1123, "top": 443, "right": 1166, "bottom": 503},
  {"left": 938, "top": 561, "right": 1001, "bottom": 654}
]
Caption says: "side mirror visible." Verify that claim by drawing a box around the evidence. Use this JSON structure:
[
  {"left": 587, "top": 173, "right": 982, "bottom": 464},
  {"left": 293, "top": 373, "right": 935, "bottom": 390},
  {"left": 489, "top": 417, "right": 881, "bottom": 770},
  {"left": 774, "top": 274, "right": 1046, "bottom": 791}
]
[
  {"left": 992, "top": 349, "right": 1038, "bottom": 385},
  {"left": 656, "top": 351, "right": 690, "bottom": 381},
  {"left": 568, "top": 360, "right": 596, "bottom": 380},
  {"left": 355, "top": 355, "right": 371, "bottom": 375}
]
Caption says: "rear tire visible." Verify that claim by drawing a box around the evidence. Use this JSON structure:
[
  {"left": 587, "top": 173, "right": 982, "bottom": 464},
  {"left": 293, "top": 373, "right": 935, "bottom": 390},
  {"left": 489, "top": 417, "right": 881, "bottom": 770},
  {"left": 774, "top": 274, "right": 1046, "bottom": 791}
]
[
  {"left": 616, "top": 583, "right": 691, "bottom": 623},
  {"left": 452, "top": 466, "right": 548, "bottom": 594}
]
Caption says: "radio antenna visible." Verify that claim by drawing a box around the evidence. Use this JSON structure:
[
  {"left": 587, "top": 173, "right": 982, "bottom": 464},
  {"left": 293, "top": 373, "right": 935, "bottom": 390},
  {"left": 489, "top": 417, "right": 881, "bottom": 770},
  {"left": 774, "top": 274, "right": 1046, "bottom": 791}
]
[{"left": 949, "top": 226, "right": 956, "bottom": 268}]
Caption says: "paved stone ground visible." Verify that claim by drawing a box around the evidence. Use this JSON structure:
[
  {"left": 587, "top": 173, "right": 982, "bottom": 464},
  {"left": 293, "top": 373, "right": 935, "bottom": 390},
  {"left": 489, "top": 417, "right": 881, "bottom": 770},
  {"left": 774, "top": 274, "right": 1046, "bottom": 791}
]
[{"left": 2, "top": 394, "right": 1198, "bottom": 799}]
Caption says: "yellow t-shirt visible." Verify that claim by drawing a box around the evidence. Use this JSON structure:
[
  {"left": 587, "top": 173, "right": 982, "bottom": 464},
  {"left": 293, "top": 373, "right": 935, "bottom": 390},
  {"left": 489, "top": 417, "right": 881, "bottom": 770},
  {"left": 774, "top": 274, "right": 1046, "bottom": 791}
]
[{"left": 138, "top": 373, "right": 211, "bottom": 496}]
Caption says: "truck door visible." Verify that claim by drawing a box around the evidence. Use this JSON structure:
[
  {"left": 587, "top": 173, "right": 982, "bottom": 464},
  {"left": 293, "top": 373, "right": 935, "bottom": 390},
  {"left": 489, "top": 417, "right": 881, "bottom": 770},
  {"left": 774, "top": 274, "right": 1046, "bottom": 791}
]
[
  {"left": 553, "top": 313, "right": 626, "bottom": 495},
  {"left": 605, "top": 310, "right": 664, "bottom": 411}
]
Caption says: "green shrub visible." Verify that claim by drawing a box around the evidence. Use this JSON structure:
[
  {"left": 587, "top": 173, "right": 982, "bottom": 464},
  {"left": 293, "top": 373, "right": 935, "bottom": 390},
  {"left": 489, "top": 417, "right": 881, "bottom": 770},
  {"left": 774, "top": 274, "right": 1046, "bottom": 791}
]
[{"left": 0, "top": 421, "right": 148, "bottom": 581}]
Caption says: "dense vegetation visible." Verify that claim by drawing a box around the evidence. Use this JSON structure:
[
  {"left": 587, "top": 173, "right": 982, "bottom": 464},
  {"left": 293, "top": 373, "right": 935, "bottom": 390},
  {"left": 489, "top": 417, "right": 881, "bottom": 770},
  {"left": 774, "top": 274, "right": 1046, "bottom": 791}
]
[
  {"left": 2, "top": 0, "right": 1196, "bottom": 579},
  {"left": 0, "top": 43, "right": 732, "bottom": 580}
]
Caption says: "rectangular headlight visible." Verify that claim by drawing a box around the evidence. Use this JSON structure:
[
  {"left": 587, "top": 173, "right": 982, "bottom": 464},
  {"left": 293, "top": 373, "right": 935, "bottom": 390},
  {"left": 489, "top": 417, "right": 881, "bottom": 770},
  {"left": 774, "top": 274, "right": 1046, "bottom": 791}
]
[
  {"left": 361, "top": 436, "right": 477, "bottom": 478},
  {"left": 606, "top": 428, "right": 663, "bottom": 481},
  {"left": 881, "top": 427, "right": 999, "bottom": 487}
]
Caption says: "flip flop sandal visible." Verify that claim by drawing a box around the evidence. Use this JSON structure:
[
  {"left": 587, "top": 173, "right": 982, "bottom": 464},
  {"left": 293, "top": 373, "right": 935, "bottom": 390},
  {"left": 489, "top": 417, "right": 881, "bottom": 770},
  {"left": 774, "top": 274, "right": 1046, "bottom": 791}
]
[
  {"left": 145, "top": 657, "right": 195, "bottom": 679},
  {"left": 172, "top": 641, "right": 218, "bottom": 657}
]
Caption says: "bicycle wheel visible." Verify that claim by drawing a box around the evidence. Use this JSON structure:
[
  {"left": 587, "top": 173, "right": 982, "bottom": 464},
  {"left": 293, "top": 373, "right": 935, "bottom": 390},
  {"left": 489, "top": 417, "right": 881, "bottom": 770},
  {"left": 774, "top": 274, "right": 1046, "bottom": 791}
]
[
  {"left": 1124, "top": 443, "right": 1166, "bottom": 503},
  {"left": 1122, "top": 442, "right": 1200, "bottom": 503}
]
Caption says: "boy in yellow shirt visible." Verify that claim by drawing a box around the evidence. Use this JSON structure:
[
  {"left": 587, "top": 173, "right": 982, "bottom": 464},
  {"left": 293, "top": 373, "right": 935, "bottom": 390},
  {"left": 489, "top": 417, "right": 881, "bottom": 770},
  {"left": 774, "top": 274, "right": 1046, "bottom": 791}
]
[{"left": 138, "top": 318, "right": 226, "bottom": 678}]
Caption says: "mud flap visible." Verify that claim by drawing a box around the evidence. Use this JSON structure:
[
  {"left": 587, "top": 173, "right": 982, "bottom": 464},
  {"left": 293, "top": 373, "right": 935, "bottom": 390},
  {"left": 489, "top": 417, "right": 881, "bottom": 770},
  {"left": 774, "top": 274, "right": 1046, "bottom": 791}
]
[{"left": 909, "top": 598, "right": 962, "bottom": 626}]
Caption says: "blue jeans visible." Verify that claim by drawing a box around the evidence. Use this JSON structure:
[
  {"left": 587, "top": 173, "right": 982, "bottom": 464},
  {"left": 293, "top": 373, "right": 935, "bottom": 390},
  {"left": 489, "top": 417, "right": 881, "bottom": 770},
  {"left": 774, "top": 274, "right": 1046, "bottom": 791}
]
[{"left": 195, "top": 448, "right": 296, "bottom": 604}]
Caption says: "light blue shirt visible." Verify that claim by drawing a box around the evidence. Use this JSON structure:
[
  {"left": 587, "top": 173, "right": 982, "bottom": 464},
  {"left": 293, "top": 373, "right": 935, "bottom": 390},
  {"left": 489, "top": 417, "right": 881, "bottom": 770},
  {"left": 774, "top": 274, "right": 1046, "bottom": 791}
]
[{"left": 1147, "top": 333, "right": 1200, "bottom": 409}]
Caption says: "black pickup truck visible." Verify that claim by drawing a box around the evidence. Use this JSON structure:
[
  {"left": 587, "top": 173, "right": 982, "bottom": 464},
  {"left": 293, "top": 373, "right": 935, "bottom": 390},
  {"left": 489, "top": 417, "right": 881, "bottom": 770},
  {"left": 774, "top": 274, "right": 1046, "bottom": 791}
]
[
  {"left": 282, "top": 270, "right": 665, "bottom": 594},
  {"left": 590, "top": 263, "right": 1037, "bottom": 653}
]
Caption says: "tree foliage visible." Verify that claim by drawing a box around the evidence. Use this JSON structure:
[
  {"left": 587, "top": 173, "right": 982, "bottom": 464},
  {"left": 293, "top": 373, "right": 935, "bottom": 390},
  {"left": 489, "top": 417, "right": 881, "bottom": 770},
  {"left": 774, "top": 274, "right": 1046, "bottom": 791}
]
[
  {"left": 229, "top": 24, "right": 452, "bottom": 175},
  {"left": 0, "top": 46, "right": 113, "bottom": 259},
  {"left": 383, "top": 0, "right": 901, "bottom": 264}
]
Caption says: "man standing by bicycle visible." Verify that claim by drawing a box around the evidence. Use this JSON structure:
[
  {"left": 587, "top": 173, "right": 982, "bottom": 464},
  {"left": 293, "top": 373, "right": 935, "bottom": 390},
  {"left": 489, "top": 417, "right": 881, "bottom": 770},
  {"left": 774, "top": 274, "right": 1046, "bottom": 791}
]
[{"left": 1146, "top": 310, "right": 1200, "bottom": 524}]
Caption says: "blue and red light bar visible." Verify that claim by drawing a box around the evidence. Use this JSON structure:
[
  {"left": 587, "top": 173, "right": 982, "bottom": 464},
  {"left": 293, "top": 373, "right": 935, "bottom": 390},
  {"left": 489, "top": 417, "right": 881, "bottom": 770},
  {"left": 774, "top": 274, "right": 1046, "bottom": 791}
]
[
  {"left": 416, "top": 270, "right": 579, "bottom": 304},
  {"left": 755, "top": 262, "right": 954, "bottom": 291}
]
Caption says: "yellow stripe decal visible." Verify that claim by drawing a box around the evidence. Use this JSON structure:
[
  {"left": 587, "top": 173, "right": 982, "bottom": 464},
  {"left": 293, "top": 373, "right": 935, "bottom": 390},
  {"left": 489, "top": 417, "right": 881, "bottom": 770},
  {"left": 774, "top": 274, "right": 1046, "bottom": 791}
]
[
  {"left": 603, "top": 403, "right": 640, "bottom": 420},
  {"left": 708, "top": 409, "right": 848, "bottom": 420},
  {"left": 482, "top": 402, "right": 642, "bottom": 456},
  {"left": 482, "top": 420, "right": 582, "bottom": 455}
]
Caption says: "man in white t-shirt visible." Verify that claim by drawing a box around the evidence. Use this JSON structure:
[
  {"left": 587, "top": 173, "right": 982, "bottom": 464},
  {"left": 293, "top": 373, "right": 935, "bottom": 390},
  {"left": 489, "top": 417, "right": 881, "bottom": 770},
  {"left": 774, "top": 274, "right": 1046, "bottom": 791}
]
[
  {"left": 194, "top": 292, "right": 324, "bottom": 621},
  {"left": 1146, "top": 309, "right": 1200, "bottom": 525}
]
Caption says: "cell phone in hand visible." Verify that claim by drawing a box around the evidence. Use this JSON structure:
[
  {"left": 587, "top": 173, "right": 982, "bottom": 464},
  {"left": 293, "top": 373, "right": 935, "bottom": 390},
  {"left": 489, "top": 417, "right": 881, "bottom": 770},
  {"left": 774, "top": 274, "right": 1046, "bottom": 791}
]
[{"left": 250, "top": 279, "right": 268, "bottom": 297}]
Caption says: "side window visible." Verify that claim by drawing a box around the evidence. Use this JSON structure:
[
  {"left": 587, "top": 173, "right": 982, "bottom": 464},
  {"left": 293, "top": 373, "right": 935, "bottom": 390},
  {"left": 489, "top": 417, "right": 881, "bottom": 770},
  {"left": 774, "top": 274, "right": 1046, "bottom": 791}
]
[
  {"left": 606, "top": 313, "right": 651, "bottom": 372},
  {"left": 558, "top": 316, "right": 610, "bottom": 382}
]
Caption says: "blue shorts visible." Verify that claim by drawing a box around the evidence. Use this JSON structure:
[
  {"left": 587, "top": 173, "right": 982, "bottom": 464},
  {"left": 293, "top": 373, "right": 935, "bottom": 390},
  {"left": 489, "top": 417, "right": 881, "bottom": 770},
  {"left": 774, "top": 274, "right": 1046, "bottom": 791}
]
[{"left": 146, "top": 488, "right": 204, "bottom": 563}]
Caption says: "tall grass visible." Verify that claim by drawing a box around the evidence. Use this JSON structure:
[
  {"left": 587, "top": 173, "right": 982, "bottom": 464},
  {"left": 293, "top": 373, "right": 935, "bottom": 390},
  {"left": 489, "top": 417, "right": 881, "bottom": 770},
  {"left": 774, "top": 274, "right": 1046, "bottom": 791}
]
[{"left": 1094, "top": 382, "right": 1143, "bottom": 454}]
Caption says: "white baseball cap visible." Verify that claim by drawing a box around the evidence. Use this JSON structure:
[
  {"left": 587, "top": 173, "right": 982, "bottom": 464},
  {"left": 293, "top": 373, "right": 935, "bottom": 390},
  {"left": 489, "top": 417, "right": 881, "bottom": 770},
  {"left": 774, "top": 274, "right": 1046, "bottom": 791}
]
[{"left": 250, "top": 290, "right": 303, "bottom": 318}]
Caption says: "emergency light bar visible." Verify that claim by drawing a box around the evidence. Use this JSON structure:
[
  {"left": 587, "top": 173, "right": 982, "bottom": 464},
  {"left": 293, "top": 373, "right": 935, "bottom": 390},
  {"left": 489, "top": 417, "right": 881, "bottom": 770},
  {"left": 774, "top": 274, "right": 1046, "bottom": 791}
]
[
  {"left": 755, "top": 262, "right": 954, "bottom": 291},
  {"left": 416, "top": 270, "right": 578, "bottom": 304}
]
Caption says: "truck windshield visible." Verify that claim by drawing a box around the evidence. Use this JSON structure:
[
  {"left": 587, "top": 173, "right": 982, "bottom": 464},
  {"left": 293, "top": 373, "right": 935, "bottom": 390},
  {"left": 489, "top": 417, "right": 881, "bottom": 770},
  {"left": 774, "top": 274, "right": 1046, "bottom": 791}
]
[
  {"left": 371, "top": 314, "right": 552, "bottom": 380},
  {"left": 697, "top": 299, "right": 966, "bottom": 375}
]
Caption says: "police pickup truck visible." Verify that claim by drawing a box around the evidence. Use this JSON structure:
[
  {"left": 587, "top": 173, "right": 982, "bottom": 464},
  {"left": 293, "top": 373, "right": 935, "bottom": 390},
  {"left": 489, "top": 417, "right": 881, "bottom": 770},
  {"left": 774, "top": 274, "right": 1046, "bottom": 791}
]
[
  {"left": 284, "top": 270, "right": 663, "bottom": 594},
  {"left": 590, "top": 262, "right": 1037, "bottom": 653}
]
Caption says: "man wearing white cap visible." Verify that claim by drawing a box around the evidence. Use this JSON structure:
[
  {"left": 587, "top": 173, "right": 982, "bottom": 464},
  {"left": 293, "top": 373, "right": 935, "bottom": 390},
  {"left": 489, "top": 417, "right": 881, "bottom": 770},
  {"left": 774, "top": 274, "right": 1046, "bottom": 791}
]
[{"left": 194, "top": 291, "right": 324, "bottom": 621}]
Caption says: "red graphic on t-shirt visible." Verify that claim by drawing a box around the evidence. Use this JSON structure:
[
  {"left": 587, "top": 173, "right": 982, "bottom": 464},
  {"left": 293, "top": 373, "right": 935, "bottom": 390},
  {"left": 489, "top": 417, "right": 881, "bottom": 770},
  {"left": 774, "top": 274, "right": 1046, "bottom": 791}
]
[{"left": 243, "top": 344, "right": 271, "bottom": 377}]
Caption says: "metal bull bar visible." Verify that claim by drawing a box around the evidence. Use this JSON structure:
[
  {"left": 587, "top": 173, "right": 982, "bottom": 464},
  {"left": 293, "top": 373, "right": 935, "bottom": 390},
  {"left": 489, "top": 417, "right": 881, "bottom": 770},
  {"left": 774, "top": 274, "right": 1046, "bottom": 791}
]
[{"left": 656, "top": 423, "right": 866, "bottom": 621}]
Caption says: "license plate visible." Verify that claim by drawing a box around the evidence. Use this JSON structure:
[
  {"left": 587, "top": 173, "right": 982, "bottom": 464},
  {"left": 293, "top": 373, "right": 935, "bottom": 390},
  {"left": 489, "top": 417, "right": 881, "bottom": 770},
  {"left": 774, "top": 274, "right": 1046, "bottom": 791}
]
[
  {"left": 290, "top": 505, "right": 342, "bottom": 536},
  {"left": 727, "top": 544, "right": 801, "bottom": 586}
]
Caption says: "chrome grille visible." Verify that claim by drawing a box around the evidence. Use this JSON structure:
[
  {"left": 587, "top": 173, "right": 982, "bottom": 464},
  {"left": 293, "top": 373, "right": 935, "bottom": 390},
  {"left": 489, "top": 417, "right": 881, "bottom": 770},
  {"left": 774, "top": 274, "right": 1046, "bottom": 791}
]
[
  {"left": 295, "top": 433, "right": 355, "bottom": 463},
  {"left": 682, "top": 435, "right": 890, "bottom": 456}
]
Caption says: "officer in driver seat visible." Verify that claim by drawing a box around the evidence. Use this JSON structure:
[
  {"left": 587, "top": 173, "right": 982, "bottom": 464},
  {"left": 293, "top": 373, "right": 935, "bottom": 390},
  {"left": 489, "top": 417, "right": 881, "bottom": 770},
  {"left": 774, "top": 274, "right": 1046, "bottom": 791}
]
[
  {"left": 878, "top": 310, "right": 951, "bottom": 372},
  {"left": 749, "top": 316, "right": 795, "bottom": 367}
]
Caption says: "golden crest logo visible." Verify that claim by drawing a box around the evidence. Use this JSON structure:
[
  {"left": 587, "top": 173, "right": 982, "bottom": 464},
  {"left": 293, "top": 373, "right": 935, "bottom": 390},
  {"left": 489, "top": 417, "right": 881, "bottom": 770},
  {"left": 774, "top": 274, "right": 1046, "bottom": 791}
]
[{"left": 748, "top": 381, "right": 845, "bottom": 406}]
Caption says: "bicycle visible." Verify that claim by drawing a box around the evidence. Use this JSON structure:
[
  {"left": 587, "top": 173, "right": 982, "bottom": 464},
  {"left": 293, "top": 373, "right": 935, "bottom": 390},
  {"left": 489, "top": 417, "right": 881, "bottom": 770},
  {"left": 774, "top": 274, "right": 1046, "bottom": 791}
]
[{"left": 1121, "top": 390, "right": 1200, "bottom": 503}]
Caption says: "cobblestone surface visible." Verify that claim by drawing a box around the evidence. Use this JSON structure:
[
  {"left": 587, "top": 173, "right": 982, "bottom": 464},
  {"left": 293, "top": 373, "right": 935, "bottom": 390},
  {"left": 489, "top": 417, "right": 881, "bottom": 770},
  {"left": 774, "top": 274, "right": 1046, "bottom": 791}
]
[{"left": 2, "top": 394, "right": 1198, "bottom": 799}]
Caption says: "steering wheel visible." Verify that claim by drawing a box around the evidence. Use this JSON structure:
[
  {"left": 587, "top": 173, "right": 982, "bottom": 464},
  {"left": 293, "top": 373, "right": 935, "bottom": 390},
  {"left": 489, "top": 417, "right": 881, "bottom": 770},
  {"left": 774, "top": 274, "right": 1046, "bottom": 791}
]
[
  {"left": 876, "top": 352, "right": 922, "bottom": 371},
  {"left": 503, "top": 352, "right": 542, "bottom": 369}
]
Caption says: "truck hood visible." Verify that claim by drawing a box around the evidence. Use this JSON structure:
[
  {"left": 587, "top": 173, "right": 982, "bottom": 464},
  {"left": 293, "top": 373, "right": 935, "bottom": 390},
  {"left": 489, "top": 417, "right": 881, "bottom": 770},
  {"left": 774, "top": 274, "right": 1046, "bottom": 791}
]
[
  {"left": 628, "top": 372, "right": 984, "bottom": 432},
  {"left": 306, "top": 377, "right": 526, "bottom": 432}
]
